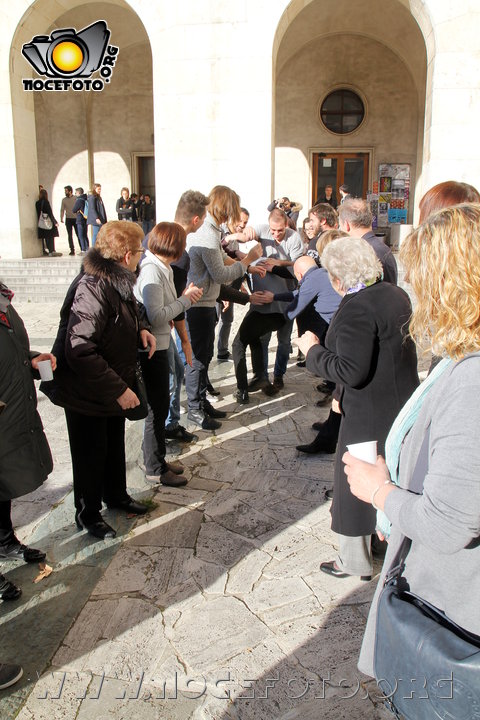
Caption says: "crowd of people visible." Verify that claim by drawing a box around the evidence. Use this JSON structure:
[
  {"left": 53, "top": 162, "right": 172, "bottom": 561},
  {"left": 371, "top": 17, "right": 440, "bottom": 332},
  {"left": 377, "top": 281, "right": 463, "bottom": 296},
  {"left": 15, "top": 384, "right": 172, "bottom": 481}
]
[
  {"left": 3, "top": 179, "right": 478, "bottom": 704},
  {"left": 36, "top": 185, "right": 156, "bottom": 257}
]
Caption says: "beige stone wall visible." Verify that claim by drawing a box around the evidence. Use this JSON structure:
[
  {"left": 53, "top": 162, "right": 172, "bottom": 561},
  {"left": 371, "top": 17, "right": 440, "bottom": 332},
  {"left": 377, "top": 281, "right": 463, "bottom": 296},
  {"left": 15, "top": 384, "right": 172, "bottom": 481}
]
[
  {"left": 1, "top": 0, "right": 480, "bottom": 258},
  {"left": 274, "top": 33, "right": 419, "bottom": 222}
]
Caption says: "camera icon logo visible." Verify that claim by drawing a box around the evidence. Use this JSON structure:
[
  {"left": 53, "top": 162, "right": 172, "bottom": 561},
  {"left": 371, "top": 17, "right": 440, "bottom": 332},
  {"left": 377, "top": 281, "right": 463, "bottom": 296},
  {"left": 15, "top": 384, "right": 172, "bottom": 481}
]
[
  {"left": 22, "top": 21, "right": 119, "bottom": 91},
  {"left": 22, "top": 21, "right": 110, "bottom": 78}
]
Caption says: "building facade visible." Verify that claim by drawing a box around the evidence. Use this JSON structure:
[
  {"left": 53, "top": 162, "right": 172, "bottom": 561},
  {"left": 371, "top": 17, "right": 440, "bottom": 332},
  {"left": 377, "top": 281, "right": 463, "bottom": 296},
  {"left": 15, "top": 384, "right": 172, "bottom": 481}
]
[{"left": 1, "top": 0, "right": 479, "bottom": 258}]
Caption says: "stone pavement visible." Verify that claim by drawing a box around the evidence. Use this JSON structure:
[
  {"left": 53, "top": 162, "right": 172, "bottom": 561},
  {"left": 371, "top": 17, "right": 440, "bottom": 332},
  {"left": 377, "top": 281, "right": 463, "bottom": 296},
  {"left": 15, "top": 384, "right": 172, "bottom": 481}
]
[{"left": 0, "top": 298, "right": 394, "bottom": 720}]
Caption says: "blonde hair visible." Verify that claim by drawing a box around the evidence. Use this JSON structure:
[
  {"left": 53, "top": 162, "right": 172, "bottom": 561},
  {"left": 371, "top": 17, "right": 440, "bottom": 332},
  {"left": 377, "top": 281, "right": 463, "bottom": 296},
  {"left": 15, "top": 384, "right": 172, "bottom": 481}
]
[
  {"left": 400, "top": 203, "right": 480, "bottom": 359},
  {"left": 321, "top": 236, "right": 382, "bottom": 291},
  {"left": 316, "top": 228, "right": 349, "bottom": 258},
  {"left": 208, "top": 185, "right": 241, "bottom": 227},
  {"left": 95, "top": 221, "right": 143, "bottom": 261}
]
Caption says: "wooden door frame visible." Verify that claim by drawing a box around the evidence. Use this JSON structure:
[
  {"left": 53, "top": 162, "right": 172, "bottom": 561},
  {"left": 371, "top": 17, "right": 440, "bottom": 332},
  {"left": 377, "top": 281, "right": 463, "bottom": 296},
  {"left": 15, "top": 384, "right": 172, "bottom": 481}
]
[
  {"left": 309, "top": 147, "right": 374, "bottom": 205},
  {"left": 131, "top": 151, "right": 155, "bottom": 195}
]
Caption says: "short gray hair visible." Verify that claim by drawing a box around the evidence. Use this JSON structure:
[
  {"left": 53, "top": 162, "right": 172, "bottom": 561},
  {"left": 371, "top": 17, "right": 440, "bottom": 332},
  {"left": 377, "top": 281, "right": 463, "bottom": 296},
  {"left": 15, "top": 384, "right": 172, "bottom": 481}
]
[
  {"left": 338, "top": 198, "right": 372, "bottom": 229},
  {"left": 321, "top": 237, "right": 382, "bottom": 291}
]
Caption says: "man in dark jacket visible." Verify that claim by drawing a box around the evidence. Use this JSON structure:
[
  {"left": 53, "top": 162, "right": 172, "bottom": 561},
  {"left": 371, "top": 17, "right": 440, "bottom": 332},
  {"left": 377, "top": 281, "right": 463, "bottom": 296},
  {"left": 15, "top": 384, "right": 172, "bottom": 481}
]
[
  {"left": 139, "top": 194, "right": 156, "bottom": 236},
  {"left": 0, "top": 282, "right": 54, "bottom": 599},
  {"left": 338, "top": 198, "right": 398, "bottom": 285},
  {"left": 72, "top": 187, "right": 89, "bottom": 253}
]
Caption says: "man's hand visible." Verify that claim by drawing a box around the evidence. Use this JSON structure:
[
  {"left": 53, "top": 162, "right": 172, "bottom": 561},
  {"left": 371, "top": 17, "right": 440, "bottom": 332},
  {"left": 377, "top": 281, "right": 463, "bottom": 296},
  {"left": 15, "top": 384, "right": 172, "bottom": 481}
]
[
  {"left": 117, "top": 387, "right": 140, "bottom": 410},
  {"left": 139, "top": 329, "right": 156, "bottom": 359},
  {"left": 183, "top": 282, "right": 203, "bottom": 303},
  {"left": 249, "top": 264, "right": 267, "bottom": 278},
  {"left": 181, "top": 339, "right": 193, "bottom": 367},
  {"left": 257, "top": 258, "right": 280, "bottom": 272},
  {"left": 243, "top": 242, "right": 262, "bottom": 265},
  {"left": 249, "top": 291, "right": 273, "bottom": 305},
  {"left": 241, "top": 226, "right": 257, "bottom": 241}
]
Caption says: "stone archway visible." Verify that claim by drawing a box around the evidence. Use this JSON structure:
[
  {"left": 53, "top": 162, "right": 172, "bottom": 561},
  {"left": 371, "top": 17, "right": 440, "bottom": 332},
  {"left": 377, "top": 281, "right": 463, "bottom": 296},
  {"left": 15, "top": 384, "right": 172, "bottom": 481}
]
[
  {"left": 7, "top": 0, "right": 153, "bottom": 258},
  {"left": 272, "top": 0, "right": 432, "bottom": 222}
]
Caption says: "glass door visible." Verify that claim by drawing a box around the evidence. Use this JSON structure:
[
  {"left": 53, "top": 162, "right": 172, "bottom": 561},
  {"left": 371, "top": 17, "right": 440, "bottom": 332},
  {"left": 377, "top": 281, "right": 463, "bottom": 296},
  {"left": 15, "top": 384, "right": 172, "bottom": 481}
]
[{"left": 313, "top": 152, "right": 369, "bottom": 205}]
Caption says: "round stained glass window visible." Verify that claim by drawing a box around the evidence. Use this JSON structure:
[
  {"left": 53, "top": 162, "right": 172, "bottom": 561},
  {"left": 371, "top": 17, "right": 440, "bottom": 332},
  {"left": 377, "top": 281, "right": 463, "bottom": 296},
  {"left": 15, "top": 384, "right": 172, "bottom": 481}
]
[{"left": 320, "top": 89, "right": 365, "bottom": 134}]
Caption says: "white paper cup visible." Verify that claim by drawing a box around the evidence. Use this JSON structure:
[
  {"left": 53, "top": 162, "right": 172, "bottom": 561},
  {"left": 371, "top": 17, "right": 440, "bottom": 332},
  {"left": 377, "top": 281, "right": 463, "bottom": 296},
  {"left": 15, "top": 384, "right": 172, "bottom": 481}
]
[
  {"left": 37, "top": 359, "right": 53, "bottom": 381},
  {"left": 347, "top": 440, "right": 377, "bottom": 464}
]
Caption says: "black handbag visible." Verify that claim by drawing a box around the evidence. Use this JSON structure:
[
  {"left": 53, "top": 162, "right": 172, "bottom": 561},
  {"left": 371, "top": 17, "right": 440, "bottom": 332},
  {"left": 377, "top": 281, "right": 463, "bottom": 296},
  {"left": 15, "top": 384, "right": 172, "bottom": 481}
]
[
  {"left": 374, "top": 536, "right": 480, "bottom": 720},
  {"left": 124, "top": 360, "right": 148, "bottom": 421}
]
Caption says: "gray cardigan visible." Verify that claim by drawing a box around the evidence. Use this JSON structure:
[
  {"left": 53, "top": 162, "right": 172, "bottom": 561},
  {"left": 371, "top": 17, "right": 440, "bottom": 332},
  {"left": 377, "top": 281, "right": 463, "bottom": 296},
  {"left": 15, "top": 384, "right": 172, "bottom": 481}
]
[
  {"left": 359, "top": 352, "right": 480, "bottom": 676},
  {"left": 186, "top": 213, "right": 245, "bottom": 308},
  {"left": 134, "top": 251, "right": 191, "bottom": 351}
]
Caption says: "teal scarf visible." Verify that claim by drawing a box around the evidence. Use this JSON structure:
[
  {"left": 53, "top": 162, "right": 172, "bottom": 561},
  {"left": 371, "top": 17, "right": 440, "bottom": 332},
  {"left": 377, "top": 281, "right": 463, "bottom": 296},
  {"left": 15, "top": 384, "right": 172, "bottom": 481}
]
[{"left": 377, "top": 357, "right": 453, "bottom": 537}]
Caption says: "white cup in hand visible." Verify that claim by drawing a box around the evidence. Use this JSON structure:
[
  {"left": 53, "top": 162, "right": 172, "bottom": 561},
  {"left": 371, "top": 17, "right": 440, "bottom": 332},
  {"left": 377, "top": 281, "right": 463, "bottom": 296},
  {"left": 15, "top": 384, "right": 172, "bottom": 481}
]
[
  {"left": 37, "top": 359, "right": 54, "bottom": 381},
  {"left": 347, "top": 440, "right": 377, "bottom": 464}
]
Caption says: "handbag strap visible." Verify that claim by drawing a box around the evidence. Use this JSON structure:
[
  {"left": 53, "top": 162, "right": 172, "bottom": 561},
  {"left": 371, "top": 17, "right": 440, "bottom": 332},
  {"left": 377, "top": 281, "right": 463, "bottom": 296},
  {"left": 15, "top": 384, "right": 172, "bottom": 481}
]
[{"left": 383, "top": 535, "right": 412, "bottom": 587}]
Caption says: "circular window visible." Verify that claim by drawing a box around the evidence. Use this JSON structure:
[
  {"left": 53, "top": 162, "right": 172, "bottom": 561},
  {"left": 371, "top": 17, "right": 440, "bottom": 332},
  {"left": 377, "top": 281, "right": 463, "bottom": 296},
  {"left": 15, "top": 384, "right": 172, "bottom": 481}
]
[{"left": 320, "top": 89, "right": 365, "bottom": 134}]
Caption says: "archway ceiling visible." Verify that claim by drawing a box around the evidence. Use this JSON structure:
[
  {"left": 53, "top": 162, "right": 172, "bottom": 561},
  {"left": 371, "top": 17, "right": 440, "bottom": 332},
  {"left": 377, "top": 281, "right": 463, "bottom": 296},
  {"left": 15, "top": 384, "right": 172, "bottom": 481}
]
[
  {"left": 276, "top": 0, "right": 426, "bottom": 99},
  {"left": 53, "top": 2, "right": 147, "bottom": 49}
]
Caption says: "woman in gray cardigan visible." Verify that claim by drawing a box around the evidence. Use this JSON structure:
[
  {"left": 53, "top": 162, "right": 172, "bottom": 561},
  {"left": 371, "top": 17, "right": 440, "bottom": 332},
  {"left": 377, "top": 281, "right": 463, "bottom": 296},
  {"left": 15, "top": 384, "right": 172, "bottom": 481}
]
[
  {"left": 135, "top": 222, "right": 203, "bottom": 486},
  {"left": 343, "top": 203, "right": 480, "bottom": 678}
]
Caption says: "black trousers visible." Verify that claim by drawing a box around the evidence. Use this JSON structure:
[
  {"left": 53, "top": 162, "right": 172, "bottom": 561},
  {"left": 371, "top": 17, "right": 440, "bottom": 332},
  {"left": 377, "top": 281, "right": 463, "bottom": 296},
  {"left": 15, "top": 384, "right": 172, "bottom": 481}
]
[
  {"left": 65, "top": 410, "right": 128, "bottom": 524},
  {"left": 65, "top": 218, "right": 80, "bottom": 252},
  {"left": 185, "top": 306, "right": 217, "bottom": 412},
  {"left": 232, "top": 311, "right": 285, "bottom": 391},
  {"left": 140, "top": 349, "right": 170, "bottom": 475},
  {"left": 0, "top": 500, "right": 14, "bottom": 544}
]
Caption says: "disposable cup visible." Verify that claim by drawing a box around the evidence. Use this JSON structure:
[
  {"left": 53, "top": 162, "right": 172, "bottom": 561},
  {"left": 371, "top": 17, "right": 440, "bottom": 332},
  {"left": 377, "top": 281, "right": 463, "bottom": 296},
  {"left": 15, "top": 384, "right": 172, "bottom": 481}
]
[
  {"left": 347, "top": 440, "right": 377, "bottom": 464},
  {"left": 37, "top": 359, "right": 53, "bottom": 381}
]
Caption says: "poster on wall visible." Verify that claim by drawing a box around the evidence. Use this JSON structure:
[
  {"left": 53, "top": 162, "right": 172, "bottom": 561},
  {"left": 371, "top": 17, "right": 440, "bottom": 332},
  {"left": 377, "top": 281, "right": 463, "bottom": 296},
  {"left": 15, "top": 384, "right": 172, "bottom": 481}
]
[{"left": 376, "top": 163, "right": 410, "bottom": 226}]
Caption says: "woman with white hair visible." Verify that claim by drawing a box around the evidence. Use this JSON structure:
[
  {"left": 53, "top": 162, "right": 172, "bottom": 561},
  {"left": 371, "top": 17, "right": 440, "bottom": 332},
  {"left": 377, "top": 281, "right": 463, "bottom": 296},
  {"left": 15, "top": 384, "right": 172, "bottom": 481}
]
[{"left": 297, "top": 237, "right": 419, "bottom": 579}]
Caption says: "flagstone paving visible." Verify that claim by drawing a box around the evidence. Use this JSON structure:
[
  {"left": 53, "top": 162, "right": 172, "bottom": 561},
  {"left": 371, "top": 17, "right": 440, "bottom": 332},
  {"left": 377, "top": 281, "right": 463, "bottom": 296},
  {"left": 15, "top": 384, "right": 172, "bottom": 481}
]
[{"left": 0, "top": 300, "right": 393, "bottom": 719}]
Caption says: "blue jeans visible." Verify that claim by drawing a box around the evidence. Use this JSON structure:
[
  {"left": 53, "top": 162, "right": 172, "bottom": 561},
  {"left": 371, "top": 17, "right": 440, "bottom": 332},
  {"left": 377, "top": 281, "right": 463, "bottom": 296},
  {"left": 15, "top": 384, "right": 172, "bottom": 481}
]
[
  {"left": 142, "top": 220, "right": 155, "bottom": 236},
  {"left": 91, "top": 224, "right": 101, "bottom": 246},
  {"left": 261, "top": 318, "right": 294, "bottom": 379},
  {"left": 165, "top": 335, "right": 184, "bottom": 430}
]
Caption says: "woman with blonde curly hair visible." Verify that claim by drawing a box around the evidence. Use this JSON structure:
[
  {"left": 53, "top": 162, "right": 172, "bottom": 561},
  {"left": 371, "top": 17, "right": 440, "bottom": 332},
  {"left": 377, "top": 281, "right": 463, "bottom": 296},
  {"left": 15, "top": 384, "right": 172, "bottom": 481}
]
[
  {"left": 298, "top": 237, "right": 419, "bottom": 579},
  {"left": 343, "top": 203, "right": 480, "bottom": 686}
]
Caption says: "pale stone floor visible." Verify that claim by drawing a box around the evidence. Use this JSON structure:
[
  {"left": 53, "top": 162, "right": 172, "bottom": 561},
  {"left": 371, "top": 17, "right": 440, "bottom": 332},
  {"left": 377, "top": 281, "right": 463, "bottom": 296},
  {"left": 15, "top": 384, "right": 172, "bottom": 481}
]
[{"left": 0, "top": 298, "right": 394, "bottom": 720}]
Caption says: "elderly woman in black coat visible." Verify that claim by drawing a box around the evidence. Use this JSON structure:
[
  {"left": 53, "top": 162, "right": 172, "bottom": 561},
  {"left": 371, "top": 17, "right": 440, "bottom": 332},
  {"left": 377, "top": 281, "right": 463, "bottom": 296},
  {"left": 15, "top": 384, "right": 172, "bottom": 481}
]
[
  {"left": 0, "top": 282, "right": 55, "bottom": 600},
  {"left": 297, "top": 237, "right": 419, "bottom": 579},
  {"left": 42, "top": 221, "right": 156, "bottom": 539}
]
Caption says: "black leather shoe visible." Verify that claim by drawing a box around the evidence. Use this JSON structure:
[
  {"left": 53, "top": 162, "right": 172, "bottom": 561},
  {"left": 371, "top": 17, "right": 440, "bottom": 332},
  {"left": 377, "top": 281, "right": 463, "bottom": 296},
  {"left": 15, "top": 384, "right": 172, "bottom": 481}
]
[
  {"left": 262, "top": 382, "right": 279, "bottom": 396},
  {"left": 296, "top": 435, "right": 337, "bottom": 454},
  {"left": 106, "top": 497, "right": 149, "bottom": 515},
  {"left": 203, "top": 399, "right": 227, "bottom": 418},
  {"left": 235, "top": 389, "right": 249, "bottom": 404},
  {"left": 0, "top": 538, "right": 46, "bottom": 563},
  {"left": 320, "top": 561, "right": 371, "bottom": 582},
  {"left": 187, "top": 411, "right": 222, "bottom": 431},
  {"left": 247, "top": 376, "right": 268, "bottom": 392},
  {"left": 0, "top": 574, "right": 22, "bottom": 601},
  {"left": 325, "top": 488, "right": 334, "bottom": 501},
  {"left": 273, "top": 376, "right": 284, "bottom": 390},
  {"left": 165, "top": 425, "right": 198, "bottom": 443},
  {"left": 206, "top": 382, "right": 220, "bottom": 396},
  {"left": 316, "top": 381, "right": 334, "bottom": 393},
  {"left": 316, "top": 393, "right": 333, "bottom": 407},
  {"left": 217, "top": 352, "right": 231, "bottom": 362},
  {"left": 76, "top": 512, "right": 116, "bottom": 539}
]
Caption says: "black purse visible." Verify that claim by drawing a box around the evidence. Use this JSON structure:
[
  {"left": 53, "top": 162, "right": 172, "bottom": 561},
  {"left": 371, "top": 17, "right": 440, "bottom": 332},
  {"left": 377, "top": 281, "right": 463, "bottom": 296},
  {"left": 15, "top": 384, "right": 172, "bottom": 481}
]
[
  {"left": 374, "top": 536, "right": 480, "bottom": 720},
  {"left": 124, "top": 359, "right": 148, "bottom": 421}
]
